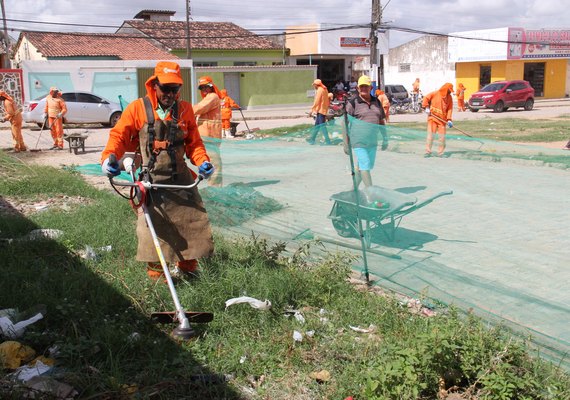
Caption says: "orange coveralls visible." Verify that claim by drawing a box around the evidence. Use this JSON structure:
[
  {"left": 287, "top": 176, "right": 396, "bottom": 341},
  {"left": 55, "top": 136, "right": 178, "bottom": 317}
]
[
  {"left": 456, "top": 83, "right": 467, "bottom": 111},
  {"left": 220, "top": 89, "right": 240, "bottom": 137},
  {"left": 193, "top": 89, "right": 222, "bottom": 186},
  {"left": 44, "top": 93, "right": 67, "bottom": 149},
  {"left": 375, "top": 89, "right": 390, "bottom": 123},
  {"left": 422, "top": 83, "right": 454, "bottom": 156},
  {"left": 101, "top": 77, "right": 211, "bottom": 276},
  {"left": 1, "top": 91, "right": 26, "bottom": 152}
]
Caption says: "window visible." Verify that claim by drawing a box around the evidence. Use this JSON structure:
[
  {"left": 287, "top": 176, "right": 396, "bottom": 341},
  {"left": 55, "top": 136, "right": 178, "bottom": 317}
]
[
  {"left": 398, "top": 63, "right": 411, "bottom": 72},
  {"left": 61, "top": 93, "right": 77, "bottom": 102},
  {"left": 194, "top": 62, "right": 218, "bottom": 67},
  {"left": 76, "top": 93, "right": 103, "bottom": 103},
  {"left": 234, "top": 61, "right": 257, "bottom": 67}
]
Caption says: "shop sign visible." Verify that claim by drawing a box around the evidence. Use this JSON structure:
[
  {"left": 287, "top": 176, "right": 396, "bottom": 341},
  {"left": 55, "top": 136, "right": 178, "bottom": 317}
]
[
  {"left": 508, "top": 28, "right": 570, "bottom": 59},
  {"left": 340, "top": 37, "right": 370, "bottom": 48}
]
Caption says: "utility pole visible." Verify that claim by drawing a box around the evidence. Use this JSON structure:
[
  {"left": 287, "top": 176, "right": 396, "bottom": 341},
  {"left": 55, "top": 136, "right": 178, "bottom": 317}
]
[
  {"left": 0, "top": 0, "right": 9, "bottom": 69},
  {"left": 369, "top": 0, "right": 381, "bottom": 91},
  {"left": 185, "top": 0, "right": 192, "bottom": 60}
]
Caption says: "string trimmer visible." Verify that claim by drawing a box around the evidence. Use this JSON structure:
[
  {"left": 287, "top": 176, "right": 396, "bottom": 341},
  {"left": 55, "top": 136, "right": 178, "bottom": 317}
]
[
  {"left": 108, "top": 154, "right": 213, "bottom": 339},
  {"left": 30, "top": 116, "right": 49, "bottom": 152}
]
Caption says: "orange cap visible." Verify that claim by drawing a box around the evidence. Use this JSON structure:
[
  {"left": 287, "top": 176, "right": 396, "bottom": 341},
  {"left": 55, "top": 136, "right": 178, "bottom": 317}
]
[
  {"left": 154, "top": 61, "right": 183, "bottom": 85},
  {"left": 198, "top": 76, "right": 214, "bottom": 88}
]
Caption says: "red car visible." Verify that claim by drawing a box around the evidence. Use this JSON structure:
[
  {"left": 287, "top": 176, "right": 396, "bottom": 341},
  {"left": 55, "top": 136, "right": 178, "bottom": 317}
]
[{"left": 468, "top": 80, "right": 534, "bottom": 113}]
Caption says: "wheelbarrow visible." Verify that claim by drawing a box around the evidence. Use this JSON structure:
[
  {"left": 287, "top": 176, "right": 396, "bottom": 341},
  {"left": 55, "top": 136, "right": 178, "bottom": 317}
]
[
  {"left": 63, "top": 132, "right": 89, "bottom": 154},
  {"left": 328, "top": 187, "right": 453, "bottom": 248}
]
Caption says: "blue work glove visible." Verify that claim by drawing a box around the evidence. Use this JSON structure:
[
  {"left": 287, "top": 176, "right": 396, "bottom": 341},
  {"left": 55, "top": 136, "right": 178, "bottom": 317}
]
[
  {"left": 447, "top": 120, "right": 453, "bottom": 128},
  {"left": 198, "top": 161, "right": 215, "bottom": 179},
  {"left": 102, "top": 157, "right": 120, "bottom": 177},
  {"left": 424, "top": 107, "right": 430, "bottom": 114}
]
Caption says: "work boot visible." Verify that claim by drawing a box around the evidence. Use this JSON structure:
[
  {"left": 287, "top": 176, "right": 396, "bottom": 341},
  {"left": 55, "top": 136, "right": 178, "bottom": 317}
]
[
  {"left": 147, "top": 263, "right": 164, "bottom": 280},
  {"left": 174, "top": 259, "right": 200, "bottom": 281}
]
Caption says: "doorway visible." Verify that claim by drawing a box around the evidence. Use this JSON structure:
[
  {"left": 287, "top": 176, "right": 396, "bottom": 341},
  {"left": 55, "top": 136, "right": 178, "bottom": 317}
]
[
  {"left": 223, "top": 72, "right": 241, "bottom": 104},
  {"left": 479, "top": 65, "right": 491, "bottom": 89},
  {"left": 523, "top": 62, "right": 545, "bottom": 97},
  {"left": 296, "top": 59, "right": 345, "bottom": 89}
]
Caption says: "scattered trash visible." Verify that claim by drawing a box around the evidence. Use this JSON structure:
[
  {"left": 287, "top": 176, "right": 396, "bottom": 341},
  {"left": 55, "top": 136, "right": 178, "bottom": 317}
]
[
  {"left": 0, "top": 308, "right": 44, "bottom": 339},
  {"left": 24, "top": 376, "right": 78, "bottom": 399},
  {"left": 225, "top": 296, "right": 272, "bottom": 311},
  {"left": 0, "top": 341, "right": 36, "bottom": 369},
  {"left": 349, "top": 324, "right": 377, "bottom": 334},
  {"left": 78, "top": 245, "right": 112, "bottom": 261},
  {"left": 9, "top": 359, "right": 52, "bottom": 382},
  {"left": 239, "top": 355, "right": 247, "bottom": 364},
  {"left": 309, "top": 369, "right": 331, "bottom": 383},
  {"left": 293, "top": 330, "right": 303, "bottom": 342},
  {"left": 306, "top": 330, "right": 315, "bottom": 338},
  {"left": 294, "top": 312, "right": 305, "bottom": 324},
  {"left": 245, "top": 133, "right": 256, "bottom": 140}
]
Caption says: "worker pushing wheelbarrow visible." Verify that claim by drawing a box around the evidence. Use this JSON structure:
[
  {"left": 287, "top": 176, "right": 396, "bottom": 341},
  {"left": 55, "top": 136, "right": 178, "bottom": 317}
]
[{"left": 101, "top": 61, "right": 216, "bottom": 339}]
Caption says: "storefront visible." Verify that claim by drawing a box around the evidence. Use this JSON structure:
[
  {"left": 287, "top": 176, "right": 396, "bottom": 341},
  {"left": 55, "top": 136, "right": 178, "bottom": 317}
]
[
  {"left": 449, "top": 27, "right": 570, "bottom": 99},
  {"left": 286, "top": 24, "right": 388, "bottom": 89}
]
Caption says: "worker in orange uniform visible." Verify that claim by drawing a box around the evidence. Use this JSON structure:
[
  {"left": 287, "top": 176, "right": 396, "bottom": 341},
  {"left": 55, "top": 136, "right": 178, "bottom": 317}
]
[
  {"left": 0, "top": 91, "right": 27, "bottom": 152},
  {"left": 307, "top": 79, "right": 332, "bottom": 145},
  {"left": 422, "top": 83, "right": 454, "bottom": 157},
  {"left": 193, "top": 76, "right": 223, "bottom": 186},
  {"left": 220, "top": 89, "right": 240, "bottom": 139},
  {"left": 101, "top": 61, "right": 215, "bottom": 280},
  {"left": 43, "top": 87, "right": 67, "bottom": 150},
  {"left": 374, "top": 89, "right": 390, "bottom": 123},
  {"left": 456, "top": 83, "right": 467, "bottom": 111}
]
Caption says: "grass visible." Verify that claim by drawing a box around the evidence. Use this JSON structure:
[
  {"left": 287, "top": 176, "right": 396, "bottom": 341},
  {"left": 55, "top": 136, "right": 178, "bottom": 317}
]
[{"left": 1, "top": 153, "right": 569, "bottom": 399}]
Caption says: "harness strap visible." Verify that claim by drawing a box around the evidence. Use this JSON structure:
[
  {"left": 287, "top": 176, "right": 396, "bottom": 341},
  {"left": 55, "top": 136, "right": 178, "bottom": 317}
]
[{"left": 142, "top": 97, "right": 157, "bottom": 171}]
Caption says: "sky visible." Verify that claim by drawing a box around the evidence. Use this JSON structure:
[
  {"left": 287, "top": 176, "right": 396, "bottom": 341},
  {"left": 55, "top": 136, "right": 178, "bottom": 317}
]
[{"left": 4, "top": 0, "right": 569, "bottom": 48}]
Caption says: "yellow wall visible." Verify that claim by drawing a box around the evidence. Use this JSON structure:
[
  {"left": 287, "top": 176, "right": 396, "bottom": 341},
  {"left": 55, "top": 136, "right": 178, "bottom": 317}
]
[
  {"left": 544, "top": 59, "right": 566, "bottom": 98},
  {"left": 456, "top": 59, "right": 568, "bottom": 99},
  {"left": 286, "top": 24, "right": 319, "bottom": 56}
]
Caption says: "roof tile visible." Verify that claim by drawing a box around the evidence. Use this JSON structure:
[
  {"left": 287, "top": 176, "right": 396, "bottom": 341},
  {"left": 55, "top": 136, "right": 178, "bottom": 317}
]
[
  {"left": 22, "top": 31, "right": 178, "bottom": 60},
  {"left": 121, "top": 21, "right": 280, "bottom": 50}
]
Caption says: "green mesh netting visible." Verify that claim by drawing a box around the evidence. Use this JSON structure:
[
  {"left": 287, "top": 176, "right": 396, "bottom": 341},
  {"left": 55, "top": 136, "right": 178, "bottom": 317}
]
[{"left": 78, "top": 115, "right": 570, "bottom": 368}]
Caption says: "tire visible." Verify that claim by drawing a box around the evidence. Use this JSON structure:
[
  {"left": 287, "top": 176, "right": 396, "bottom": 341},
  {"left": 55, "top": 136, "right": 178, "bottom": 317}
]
[
  {"left": 411, "top": 103, "right": 421, "bottom": 113},
  {"left": 37, "top": 122, "right": 44, "bottom": 128},
  {"left": 524, "top": 99, "right": 534, "bottom": 111},
  {"left": 109, "top": 111, "right": 122, "bottom": 128},
  {"left": 331, "top": 217, "right": 357, "bottom": 238},
  {"left": 493, "top": 101, "right": 505, "bottom": 113},
  {"left": 389, "top": 105, "right": 396, "bottom": 115},
  {"left": 470, "top": 108, "right": 479, "bottom": 112}
]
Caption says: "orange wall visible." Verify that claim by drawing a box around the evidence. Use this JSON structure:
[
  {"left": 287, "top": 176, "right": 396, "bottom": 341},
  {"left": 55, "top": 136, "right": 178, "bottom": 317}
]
[{"left": 286, "top": 24, "right": 319, "bottom": 56}]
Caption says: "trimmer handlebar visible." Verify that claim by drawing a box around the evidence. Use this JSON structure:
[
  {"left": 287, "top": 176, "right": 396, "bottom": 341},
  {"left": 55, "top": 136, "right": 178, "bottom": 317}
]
[{"left": 108, "top": 154, "right": 204, "bottom": 189}]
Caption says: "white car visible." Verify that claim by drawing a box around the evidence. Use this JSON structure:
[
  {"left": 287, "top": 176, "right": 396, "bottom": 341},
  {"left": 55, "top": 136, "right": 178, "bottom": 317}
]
[{"left": 23, "top": 91, "right": 122, "bottom": 128}]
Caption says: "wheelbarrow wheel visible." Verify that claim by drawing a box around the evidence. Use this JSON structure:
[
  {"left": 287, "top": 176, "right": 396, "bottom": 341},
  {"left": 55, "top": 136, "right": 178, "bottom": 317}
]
[{"left": 330, "top": 203, "right": 358, "bottom": 238}]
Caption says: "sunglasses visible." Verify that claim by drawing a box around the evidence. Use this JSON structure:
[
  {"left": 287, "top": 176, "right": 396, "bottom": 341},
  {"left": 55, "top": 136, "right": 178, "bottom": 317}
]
[{"left": 157, "top": 84, "right": 181, "bottom": 94}]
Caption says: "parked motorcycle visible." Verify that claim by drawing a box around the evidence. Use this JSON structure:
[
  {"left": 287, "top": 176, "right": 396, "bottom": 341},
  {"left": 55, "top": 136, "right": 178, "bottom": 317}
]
[
  {"left": 327, "top": 99, "right": 345, "bottom": 119},
  {"left": 410, "top": 91, "right": 424, "bottom": 113},
  {"left": 389, "top": 97, "right": 412, "bottom": 115}
]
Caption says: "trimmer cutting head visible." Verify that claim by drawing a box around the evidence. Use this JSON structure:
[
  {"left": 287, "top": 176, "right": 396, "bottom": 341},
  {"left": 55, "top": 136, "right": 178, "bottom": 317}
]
[{"left": 172, "top": 326, "right": 197, "bottom": 340}]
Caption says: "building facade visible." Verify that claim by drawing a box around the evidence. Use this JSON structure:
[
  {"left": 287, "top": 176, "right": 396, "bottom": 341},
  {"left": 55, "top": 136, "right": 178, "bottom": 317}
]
[{"left": 449, "top": 27, "right": 570, "bottom": 100}]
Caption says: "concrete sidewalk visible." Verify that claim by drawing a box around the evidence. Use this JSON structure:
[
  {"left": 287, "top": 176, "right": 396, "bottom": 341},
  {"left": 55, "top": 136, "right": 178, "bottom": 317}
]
[{"left": 234, "top": 97, "right": 570, "bottom": 121}]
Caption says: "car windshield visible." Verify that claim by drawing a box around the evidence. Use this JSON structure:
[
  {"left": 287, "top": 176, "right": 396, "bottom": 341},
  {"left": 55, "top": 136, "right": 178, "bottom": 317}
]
[{"left": 480, "top": 83, "right": 506, "bottom": 92}]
